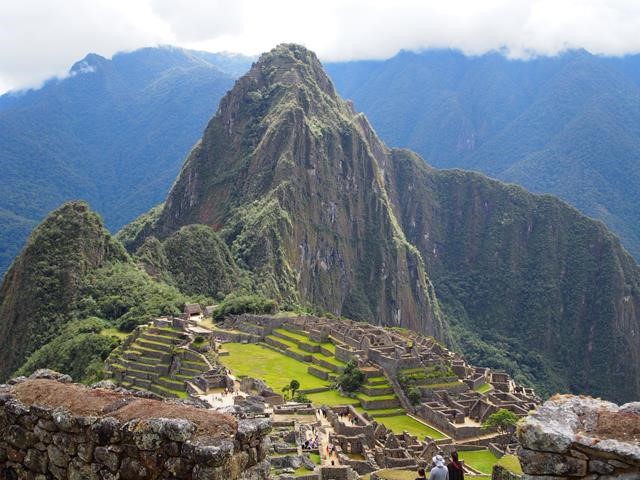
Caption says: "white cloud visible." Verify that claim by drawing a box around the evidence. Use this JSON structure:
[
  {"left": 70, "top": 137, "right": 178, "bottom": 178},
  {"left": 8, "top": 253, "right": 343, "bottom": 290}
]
[{"left": 3, "top": 0, "right": 640, "bottom": 93}]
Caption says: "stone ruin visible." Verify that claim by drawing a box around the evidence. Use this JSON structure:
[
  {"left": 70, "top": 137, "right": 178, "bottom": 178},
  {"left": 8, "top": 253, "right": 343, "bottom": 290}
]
[
  {"left": 518, "top": 394, "right": 640, "bottom": 479},
  {"left": 0, "top": 370, "right": 271, "bottom": 480},
  {"left": 222, "top": 313, "right": 539, "bottom": 442}
]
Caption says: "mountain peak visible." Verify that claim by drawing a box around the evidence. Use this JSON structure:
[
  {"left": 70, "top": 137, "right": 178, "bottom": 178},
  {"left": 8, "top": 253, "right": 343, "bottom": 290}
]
[{"left": 242, "top": 43, "right": 337, "bottom": 98}]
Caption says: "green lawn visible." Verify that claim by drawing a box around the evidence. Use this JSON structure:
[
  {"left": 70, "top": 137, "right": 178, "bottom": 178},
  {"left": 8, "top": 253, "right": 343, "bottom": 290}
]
[
  {"left": 275, "top": 328, "right": 320, "bottom": 344},
  {"left": 373, "top": 414, "right": 448, "bottom": 440},
  {"left": 221, "top": 343, "right": 329, "bottom": 392},
  {"left": 308, "top": 452, "right": 321, "bottom": 465},
  {"left": 306, "top": 389, "right": 360, "bottom": 406},
  {"left": 459, "top": 449, "right": 499, "bottom": 474},
  {"left": 496, "top": 454, "right": 523, "bottom": 474}
]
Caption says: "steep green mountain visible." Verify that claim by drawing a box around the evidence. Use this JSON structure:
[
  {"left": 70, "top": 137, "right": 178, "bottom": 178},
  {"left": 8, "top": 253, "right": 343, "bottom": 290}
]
[
  {"left": 129, "top": 45, "right": 640, "bottom": 403},
  {"left": 326, "top": 50, "right": 640, "bottom": 261},
  {"left": 0, "top": 201, "right": 195, "bottom": 381},
  {"left": 134, "top": 224, "right": 241, "bottom": 297},
  {"left": 130, "top": 44, "right": 446, "bottom": 339},
  {"left": 0, "top": 47, "right": 251, "bottom": 276}
]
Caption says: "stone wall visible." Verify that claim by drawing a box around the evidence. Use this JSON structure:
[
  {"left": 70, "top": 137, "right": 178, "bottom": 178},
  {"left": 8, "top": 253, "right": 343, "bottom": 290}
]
[
  {"left": 0, "top": 371, "right": 271, "bottom": 480},
  {"left": 517, "top": 395, "right": 640, "bottom": 479}
]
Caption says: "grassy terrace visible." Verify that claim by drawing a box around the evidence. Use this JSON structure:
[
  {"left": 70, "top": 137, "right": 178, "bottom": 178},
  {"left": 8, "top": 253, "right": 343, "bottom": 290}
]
[
  {"left": 459, "top": 449, "right": 500, "bottom": 474},
  {"left": 374, "top": 414, "right": 447, "bottom": 440},
  {"left": 220, "top": 340, "right": 450, "bottom": 441},
  {"left": 222, "top": 342, "right": 329, "bottom": 392},
  {"left": 475, "top": 382, "right": 493, "bottom": 394},
  {"left": 496, "top": 454, "right": 523, "bottom": 474}
]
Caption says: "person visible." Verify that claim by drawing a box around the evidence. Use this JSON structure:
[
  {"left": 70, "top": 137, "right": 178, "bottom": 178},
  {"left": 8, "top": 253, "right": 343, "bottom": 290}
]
[
  {"left": 429, "top": 455, "right": 449, "bottom": 480},
  {"left": 414, "top": 467, "right": 427, "bottom": 480},
  {"left": 447, "top": 451, "right": 464, "bottom": 480}
]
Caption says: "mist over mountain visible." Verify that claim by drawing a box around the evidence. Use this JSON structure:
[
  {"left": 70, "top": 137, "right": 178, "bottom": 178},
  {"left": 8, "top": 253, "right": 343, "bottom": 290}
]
[
  {"left": 0, "top": 46, "right": 251, "bottom": 275},
  {"left": 326, "top": 49, "right": 640, "bottom": 261}
]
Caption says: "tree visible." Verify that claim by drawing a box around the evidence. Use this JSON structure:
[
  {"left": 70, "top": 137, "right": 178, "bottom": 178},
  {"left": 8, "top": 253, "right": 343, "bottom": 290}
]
[
  {"left": 482, "top": 408, "right": 518, "bottom": 451},
  {"left": 281, "top": 385, "right": 290, "bottom": 400},
  {"left": 408, "top": 386, "right": 421, "bottom": 405},
  {"left": 289, "top": 379, "right": 300, "bottom": 398},
  {"left": 336, "top": 360, "right": 365, "bottom": 393}
]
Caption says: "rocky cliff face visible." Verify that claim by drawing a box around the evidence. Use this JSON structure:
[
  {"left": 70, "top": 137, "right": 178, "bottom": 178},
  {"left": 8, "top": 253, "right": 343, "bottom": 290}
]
[
  {"left": 128, "top": 44, "right": 640, "bottom": 403},
  {"left": 0, "top": 202, "right": 127, "bottom": 380},
  {"left": 388, "top": 155, "right": 640, "bottom": 402}
]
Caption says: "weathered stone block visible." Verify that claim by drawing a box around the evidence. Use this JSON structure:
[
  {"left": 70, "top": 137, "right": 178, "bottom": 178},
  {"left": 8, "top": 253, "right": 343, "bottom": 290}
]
[
  {"left": 588, "top": 459, "right": 615, "bottom": 474},
  {"left": 6, "top": 425, "right": 36, "bottom": 450},
  {"left": 24, "top": 448, "right": 48, "bottom": 474},
  {"left": 94, "top": 445, "right": 121, "bottom": 472},
  {"left": 519, "top": 449, "right": 587, "bottom": 476},
  {"left": 164, "top": 456, "right": 193, "bottom": 478},
  {"left": 52, "top": 408, "right": 81, "bottom": 433},
  {"left": 120, "top": 457, "right": 148, "bottom": 480},
  {"left": 68, "top": 458, "right": 100, "bottom": 480},
  {"left": 77, "top": 441, "right": 95, "bottom": 463},
  {"left": 46, "top": 444, "right": 68, "bottom": 468},
  {"left": 89, "top": 417, "right": 121, "bottom": 445}
]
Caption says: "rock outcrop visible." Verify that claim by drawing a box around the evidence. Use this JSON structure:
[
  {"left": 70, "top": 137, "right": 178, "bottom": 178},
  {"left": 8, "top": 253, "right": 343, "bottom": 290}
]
[
  {"left": 517, "top": 394, "right": 640, "bottom": 478},
  {"left": 0, "top": 370, "right": 271, "bottom": 479}
]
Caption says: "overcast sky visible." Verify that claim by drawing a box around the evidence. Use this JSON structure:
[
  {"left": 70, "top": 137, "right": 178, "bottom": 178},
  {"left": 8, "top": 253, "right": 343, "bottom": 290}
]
[{"left": 3, "top": 0, "right": 640, "bottom": 93}]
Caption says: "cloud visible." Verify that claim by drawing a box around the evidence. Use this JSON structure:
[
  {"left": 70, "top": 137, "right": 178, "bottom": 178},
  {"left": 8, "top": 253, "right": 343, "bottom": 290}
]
[{"left": 3, "top": 0, "right": 640, "bottom": 92}]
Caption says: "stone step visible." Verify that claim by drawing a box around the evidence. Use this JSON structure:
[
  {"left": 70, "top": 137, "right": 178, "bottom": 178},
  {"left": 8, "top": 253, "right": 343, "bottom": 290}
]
[
  {"left": 157, "top": 376, "right": 185, "bottom": 391},
  {"left": 136, "top": 338, "right": 174, "bottom": 354}
]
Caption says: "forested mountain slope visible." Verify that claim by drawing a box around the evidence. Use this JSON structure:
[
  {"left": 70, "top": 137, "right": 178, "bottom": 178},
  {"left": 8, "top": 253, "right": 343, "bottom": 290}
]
[
  {"left": 0, "top": 46, "right": 251, "bottom": 275},
  {"left": 326, "top": 50, "right": 640, "bottom": 261}
]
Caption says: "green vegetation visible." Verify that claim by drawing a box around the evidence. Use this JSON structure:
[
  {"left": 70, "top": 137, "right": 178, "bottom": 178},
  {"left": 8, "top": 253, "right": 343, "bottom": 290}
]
[
  {"left": 458, "top": 449, "right": 500, "bottom": 474},
  {"left": 482, "top": 409, "right": 518, "bottom": 450},
  {"left": 213, "top": 293, "right": 277, "bottom": 319},
  {"left": 0, "top": 202, "right": 127, "bottom": 380},
  {"left": 373, "top": 414, "right": 447, "bottom": 440},
  {"left": 16, "top": 318, "right": 118, "bottom": 383},
  {"left": 136, "top": 224, "right": 241, "bottom": 298},
  {"left": 335, "top": 360, "right": 365, "bottom": 392},
  {"left": 496, "top": 454, "right": 523, "bottom": 474},
  {"left": 0, "top": 47, "right": 250, "bottom": 276},
  {"left": 474, "top": 383, "right": 493, "bottom": 394},
  {"left": 80, "top": 262, "right": 191, "bottom": 332},
  {"left": 222, "top": 343, "right": 328, "bottom": 392}
]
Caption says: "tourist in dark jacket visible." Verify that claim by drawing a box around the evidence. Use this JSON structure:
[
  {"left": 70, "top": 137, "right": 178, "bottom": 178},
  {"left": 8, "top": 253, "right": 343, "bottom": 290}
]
[
  {"left": 447, "top": 451, "right": 464, "bottom": 480},
  {"left": 414, "top": 467, "right": 427, "bottom": 480},
  {"left": 429, "top": 455, "right": 449, "bottom": 480}
]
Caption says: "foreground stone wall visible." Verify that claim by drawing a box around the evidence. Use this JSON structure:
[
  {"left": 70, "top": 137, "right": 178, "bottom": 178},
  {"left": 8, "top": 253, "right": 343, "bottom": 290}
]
[
  {"left": 0, "top": 371, "right": 271, "bottom": 480},
  {"left": 517, "top": 395, "right": 639, "bottom": 479}
]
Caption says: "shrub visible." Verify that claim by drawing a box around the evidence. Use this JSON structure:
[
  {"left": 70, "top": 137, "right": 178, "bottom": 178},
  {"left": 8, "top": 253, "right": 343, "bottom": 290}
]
[
  {"left": 214, "top": 293, "right": 277, "bottom": 319},
  {"left": 336, "top": 360, "right": 365, "bottom": 393}
]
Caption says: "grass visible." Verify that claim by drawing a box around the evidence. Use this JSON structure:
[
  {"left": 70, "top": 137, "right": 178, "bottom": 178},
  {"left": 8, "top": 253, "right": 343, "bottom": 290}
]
[
  {"left": 357, "top": 392, "right": 397, "bottom": 401},
  {"left": 294, "top": 466, "right": 314, "bottom": 477},
  {"left": 496, "top": 454, "right": 523, "bottom": 474},
  {"left": 373, "top": 414, "right": 447, "bottom": 440},
  {"left": 459, "top": 449, "right": 499, "bottom": 474},
  {"left": 100, "top": 328, "right": 129, "bottom": 340},
  {"left": 275, "top": 328, "right": 321, "bottom": 345},
  {"left": 354, "top": 406, "right": 404, "bottom": 416},
  {"left": 306, "top": 389, "right": 360, "bottom": 406},
  {"left": 474, "top": 382, "right": 493, "bottom": 394},
  {"left": 220, "top": 342, "right": 329, "bottom": 392},
  {"left": 309, "top": 452, "right": 321, "bottom": 465}
]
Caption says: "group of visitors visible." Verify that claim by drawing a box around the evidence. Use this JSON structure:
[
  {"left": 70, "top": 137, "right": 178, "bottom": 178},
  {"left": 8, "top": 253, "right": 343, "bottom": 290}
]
[
  {"left": 415, "top": 451, "right": 464, "bottom": 480},
  {"left": 302, "top": 426, "right": 319, "bottom": 450}
]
